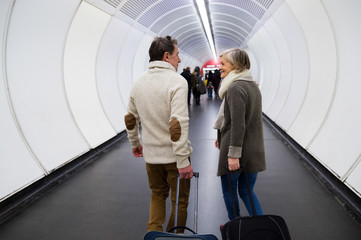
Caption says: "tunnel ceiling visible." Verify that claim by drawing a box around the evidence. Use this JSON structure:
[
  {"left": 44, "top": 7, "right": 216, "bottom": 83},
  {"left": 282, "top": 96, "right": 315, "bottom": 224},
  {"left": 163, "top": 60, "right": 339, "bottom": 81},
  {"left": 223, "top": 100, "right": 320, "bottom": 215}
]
[{"left": 100, "top": 0, "right": 283, "bottom": 63}]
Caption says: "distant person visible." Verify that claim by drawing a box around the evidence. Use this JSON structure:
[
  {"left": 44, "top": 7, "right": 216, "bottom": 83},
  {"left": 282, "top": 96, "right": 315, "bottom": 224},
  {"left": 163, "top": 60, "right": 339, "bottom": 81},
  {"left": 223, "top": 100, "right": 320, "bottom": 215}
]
[
  {"left": 213, "top": 69, "right": 221, "bottom": 99},
  {"left": 214, "top": 48, "right": 265, "bottom": 222},
  {"left": 207, "top": 71, "right": 214, "bottom": 99},
  {"left": 191, "top": 66, "right": 202, "bottom": 105},
  {"left": 124, "top": 36, "right": 193, "bottom": 233},
  {"left": 181, "top": 66, "right": 192, "bottom": 105}
]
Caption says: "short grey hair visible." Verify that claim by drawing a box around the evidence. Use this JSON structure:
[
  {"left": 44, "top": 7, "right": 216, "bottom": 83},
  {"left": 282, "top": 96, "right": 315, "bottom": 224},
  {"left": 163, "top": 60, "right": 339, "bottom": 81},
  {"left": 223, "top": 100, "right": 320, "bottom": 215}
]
[{"left": 220, "top": 48, "right": 250, "bottom": 72}]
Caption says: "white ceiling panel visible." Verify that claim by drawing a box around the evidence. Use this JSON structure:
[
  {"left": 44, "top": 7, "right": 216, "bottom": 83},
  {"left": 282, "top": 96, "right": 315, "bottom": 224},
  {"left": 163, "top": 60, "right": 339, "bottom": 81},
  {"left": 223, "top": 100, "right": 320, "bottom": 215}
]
[{"left": 91, "top": 0, "right": 282, "bottom": 62}]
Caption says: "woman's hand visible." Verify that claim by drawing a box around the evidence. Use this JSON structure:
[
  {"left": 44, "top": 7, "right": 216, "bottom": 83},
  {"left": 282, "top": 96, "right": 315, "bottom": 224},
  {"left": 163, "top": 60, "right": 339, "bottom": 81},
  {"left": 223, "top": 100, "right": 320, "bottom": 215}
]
[
  {"left": 215, "top": 139, "right": 219, "bottom": 148},
  {"left": 228, "top": 157, "right": 240, "bottom": 171}
]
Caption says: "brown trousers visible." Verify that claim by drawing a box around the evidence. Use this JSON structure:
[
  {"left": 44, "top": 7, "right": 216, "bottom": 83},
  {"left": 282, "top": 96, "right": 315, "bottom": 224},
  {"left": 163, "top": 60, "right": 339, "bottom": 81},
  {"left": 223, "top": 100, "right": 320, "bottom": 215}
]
[{"left": 145, "top": 163, "right": 190, "bottom": 233}]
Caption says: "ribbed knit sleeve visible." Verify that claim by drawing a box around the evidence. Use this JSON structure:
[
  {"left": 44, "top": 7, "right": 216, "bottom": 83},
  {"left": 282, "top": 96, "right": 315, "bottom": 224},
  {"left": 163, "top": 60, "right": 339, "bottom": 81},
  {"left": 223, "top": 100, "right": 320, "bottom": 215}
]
[
  {"left": 169, "top": 78, "right": 192, "bottom": 168},
  {"left": 125, "top": 90, "right": 141, "bottom": 148}
]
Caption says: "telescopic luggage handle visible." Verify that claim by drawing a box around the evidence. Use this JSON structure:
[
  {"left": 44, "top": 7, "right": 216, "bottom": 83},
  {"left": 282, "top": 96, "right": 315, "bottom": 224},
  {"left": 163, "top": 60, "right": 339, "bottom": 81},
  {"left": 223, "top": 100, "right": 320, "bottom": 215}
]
[{"left": 173, "top": 172, "right": 199, "bottom": 233}]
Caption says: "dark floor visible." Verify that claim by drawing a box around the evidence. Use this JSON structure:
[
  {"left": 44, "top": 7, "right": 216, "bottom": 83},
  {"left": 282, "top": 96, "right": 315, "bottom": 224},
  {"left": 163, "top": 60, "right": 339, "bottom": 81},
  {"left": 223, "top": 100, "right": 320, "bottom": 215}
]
[{"left": 0, "top": 96, "right": 361, "bottom": 240}]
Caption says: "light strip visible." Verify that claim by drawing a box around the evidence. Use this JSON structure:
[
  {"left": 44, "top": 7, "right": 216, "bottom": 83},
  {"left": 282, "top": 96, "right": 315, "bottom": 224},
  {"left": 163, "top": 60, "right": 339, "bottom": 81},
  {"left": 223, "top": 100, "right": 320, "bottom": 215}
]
[{"left": 196, "top": 0, "right": 218, "bottom": 61}]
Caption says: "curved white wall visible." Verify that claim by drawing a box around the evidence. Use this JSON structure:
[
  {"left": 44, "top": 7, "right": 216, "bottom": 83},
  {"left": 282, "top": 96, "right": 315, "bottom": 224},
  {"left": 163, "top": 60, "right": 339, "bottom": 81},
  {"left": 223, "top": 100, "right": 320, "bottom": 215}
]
[
  {"left": 1, "top": 0, "right": 361, "bottom": 202},
  {"left": 64, "top": 1, "right": 116, "bottom": 148},
  {"left": 0, "top": 0, "right": 200, "bottom": 201},
  {"left": 247, "top": 0, "right": 361, "bottom": 197},
  {"left": 0, "top": 0, "right": 45, "bottom": 200}
]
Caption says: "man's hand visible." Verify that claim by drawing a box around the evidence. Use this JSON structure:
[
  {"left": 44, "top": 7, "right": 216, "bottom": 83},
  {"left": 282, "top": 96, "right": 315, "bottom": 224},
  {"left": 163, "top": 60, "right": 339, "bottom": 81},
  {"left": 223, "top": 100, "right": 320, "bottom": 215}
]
[
  {"left": 132, "top": 145, "right": 143, "bottom": 157},
  {"left": 178, "top": 165, "right": 193, "bottom": 179},
  {"left": 228, "top": 157, "right": 240, "bottom": 171}
]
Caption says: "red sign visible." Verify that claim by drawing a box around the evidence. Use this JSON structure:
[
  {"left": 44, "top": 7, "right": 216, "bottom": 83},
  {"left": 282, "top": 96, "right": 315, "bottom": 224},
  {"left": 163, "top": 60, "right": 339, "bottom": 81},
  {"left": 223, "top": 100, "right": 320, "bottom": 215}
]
[{"left": 201, "top": 59, "right": 220, "bottom": 76}]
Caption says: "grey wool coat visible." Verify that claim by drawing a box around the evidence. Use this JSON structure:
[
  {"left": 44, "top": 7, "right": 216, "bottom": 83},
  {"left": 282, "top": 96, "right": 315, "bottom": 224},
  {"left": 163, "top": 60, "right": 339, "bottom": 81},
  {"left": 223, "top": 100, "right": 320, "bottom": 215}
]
[{"left": 217, "top": 80, "right": 266, "bottom": 176}]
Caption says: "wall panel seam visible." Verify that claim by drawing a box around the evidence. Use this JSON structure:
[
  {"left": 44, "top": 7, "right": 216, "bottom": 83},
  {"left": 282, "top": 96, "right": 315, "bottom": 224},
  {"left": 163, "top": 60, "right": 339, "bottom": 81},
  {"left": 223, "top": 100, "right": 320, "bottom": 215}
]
[
  {"left": 61, "top": 0, "right": 91, "bottom": 149},
  {"left": 3, "top": 0, "right": 48, "bottom": 174}
]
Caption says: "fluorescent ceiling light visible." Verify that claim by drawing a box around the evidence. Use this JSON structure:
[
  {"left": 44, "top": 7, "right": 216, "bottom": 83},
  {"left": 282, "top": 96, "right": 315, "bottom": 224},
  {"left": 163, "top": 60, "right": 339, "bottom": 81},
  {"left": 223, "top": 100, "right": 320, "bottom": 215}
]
[{"left": 195, "top": 0, "right": 218, "bottom": 61}]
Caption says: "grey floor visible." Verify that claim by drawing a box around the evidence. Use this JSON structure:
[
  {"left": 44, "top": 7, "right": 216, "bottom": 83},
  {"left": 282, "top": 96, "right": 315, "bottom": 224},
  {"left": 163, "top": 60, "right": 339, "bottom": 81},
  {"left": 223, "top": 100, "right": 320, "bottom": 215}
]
[{"left": 0, "top": 95, "right": 361, "bottom": 239}]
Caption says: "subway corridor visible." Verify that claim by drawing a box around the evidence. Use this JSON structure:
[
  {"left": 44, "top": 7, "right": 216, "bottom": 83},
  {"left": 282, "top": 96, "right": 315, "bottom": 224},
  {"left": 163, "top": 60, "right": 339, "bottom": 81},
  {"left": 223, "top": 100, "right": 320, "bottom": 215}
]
[{"left": 0, "top": 96, "right": 360, "bottom": 240}]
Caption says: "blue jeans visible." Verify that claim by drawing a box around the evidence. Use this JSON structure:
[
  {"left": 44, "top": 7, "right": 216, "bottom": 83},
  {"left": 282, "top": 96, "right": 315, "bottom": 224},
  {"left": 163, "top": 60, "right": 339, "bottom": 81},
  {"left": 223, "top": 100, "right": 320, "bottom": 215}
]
[
  {"left": 207, "top": 88, "right": 213, "bottom": 98},
  {"left": 221, "top": 171, "right": 263, "bottom": 220}
]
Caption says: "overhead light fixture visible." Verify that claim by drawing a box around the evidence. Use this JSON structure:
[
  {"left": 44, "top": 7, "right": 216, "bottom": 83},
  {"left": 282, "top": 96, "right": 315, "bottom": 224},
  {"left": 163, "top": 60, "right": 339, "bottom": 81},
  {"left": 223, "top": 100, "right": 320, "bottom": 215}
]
[{"left": 195, "top": 0, "right": 218, "bottom": 61}]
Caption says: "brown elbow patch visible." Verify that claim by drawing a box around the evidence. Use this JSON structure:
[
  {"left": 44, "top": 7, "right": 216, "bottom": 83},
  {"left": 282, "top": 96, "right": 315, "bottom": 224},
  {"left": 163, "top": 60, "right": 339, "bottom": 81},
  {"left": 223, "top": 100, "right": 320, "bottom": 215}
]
[
  {"left": 125, "top": 113, "right": 136, "bottom": 130},
  {"left": 169, "top": 118, "right": 181, "bottom": 142}
]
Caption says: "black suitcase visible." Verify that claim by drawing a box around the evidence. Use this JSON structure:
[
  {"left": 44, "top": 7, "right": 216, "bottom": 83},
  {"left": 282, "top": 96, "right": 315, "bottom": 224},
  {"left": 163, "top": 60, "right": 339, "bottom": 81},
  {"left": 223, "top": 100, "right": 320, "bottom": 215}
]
[
  {"left": 221, "top": 165, "right": 291, "bottom": 240},
  {"left": 144, "top": 172, "right": 218, "bottom": 240},
  {"left": 221, "top": 214, "right": 291, "bottom": 240}
]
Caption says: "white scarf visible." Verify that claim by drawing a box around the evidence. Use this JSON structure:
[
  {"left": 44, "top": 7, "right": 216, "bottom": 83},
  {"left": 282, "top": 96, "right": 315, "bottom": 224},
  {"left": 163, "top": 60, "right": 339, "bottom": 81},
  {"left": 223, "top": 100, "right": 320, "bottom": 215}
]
[
  {"left": 214, "top": 69, "right": 253, "bottom": 130},
  {"left": 218, "top": 69, "right": 253, "bottom": 99}
]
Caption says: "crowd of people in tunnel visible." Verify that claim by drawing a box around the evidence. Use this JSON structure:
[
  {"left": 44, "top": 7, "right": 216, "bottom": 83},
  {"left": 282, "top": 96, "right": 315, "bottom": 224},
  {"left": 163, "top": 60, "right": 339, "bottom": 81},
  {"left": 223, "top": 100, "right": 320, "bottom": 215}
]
[
  {"left": 124, "top": 35, "right": 265, "bottom": 235},
  {"left": 180, "top": 67, "right": 222, "bottom": 105}
]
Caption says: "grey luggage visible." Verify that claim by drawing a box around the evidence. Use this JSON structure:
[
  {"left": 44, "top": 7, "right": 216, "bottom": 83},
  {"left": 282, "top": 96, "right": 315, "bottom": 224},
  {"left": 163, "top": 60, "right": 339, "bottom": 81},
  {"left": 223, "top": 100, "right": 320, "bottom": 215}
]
[{"left": 144, "top": 172, "right": 218, "bottom": 240}]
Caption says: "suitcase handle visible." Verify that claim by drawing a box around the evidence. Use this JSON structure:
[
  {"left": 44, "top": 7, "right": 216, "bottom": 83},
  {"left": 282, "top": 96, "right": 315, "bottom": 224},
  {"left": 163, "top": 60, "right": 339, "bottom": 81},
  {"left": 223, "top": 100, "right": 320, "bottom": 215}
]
[
  {"left": 174, "top": 172, "right": 199, "bottom": 233},
  {"left": 167, "top": 226, "right": 196, "bottom": 234}
]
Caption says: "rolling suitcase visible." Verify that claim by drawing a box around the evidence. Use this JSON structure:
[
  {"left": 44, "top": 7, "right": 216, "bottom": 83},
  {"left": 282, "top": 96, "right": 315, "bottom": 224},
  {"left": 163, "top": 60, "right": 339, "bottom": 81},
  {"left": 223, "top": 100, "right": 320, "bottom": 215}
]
[
  {"left": 221, "top": 165, "right": 291, "bottom": 240},
  {"left": 144, "top": 172, "right": 218, "bottom": 240}
]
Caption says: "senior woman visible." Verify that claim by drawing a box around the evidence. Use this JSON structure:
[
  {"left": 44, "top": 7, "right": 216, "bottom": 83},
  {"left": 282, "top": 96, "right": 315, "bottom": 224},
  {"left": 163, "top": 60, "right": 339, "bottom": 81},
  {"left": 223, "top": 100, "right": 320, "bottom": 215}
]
[{"left": 214, "top": 48, "right": 265, "bottom": 222}]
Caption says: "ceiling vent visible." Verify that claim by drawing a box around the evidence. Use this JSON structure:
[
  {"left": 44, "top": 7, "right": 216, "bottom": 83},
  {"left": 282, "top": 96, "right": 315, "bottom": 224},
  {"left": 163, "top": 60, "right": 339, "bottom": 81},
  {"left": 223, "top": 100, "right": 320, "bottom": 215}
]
[{"left": 103, "top": 0, "right": 123, "bottom": 8}]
